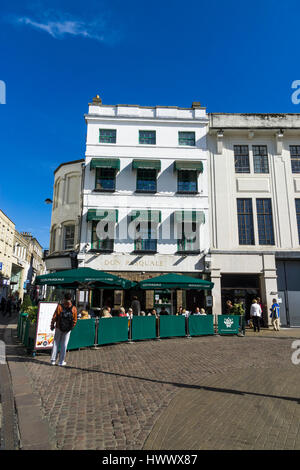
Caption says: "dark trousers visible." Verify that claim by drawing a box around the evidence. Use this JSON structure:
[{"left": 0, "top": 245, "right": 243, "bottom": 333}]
[{"left": 253, "top": 316, "right": 260, "bottom": 332}]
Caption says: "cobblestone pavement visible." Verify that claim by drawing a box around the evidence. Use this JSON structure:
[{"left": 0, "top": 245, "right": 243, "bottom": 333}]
[{"left": 9, "top": 327, "right": 300, "bottom": 451}]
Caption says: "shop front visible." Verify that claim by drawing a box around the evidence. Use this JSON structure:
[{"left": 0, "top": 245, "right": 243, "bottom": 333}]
[{"left": 221, "top": 274, "right": 261, "bottom": 323}]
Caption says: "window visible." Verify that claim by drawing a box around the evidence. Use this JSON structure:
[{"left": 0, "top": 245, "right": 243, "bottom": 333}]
[
  {"left": 253, "top": 145, "right": 269, "bottom": 173},
  {"left": 95, "top": 168, "right": 116, "bottom": 191},
  {"left": 139, "top": 130, "right": 156, "bottom": 145},
  {"left": 178, "top": 131, "right": 196, "bottom": 146},
  {"left": 234, "top": 145, "right": 250, "bottom": 173},
  {"left": 177, "top": 222, "right": 199, "bottom": 252},
  {"left": 99, "top": 129, "right": 116, "bottom": 143},
  {"left": 91, "top": 221, "right": 114, "bottom": 251},
  {"left": 63, "top": 225, "right": 75, "bottom": 250},
  {"left": 296, "top": 199, "right": 300, "bottom": 244},
  {"left": 136, "top": 169, "right": 157, "bottom": 192},
  {"left": 290, "top": 146, "right": 300, "bottom": 173},
  {"left": 256, "top": 199, "right": 275, "bottom": 245},
  {"left": 177, "top": 170, "right": 198, "bottom": 193},
  {"left": 237, "top": 199, "right": 255, "bottom": 245},
  {"left": 134, "top": 223, "right": 157, "bottom": 252}
]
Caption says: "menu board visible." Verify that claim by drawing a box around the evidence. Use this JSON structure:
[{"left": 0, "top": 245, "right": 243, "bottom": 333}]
[{"left": 34, "top": 302, "right": 58, "bottom": 350}]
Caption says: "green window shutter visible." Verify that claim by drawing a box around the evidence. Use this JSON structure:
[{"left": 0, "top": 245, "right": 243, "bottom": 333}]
[
  {"left": 174, "top": 160, "right": 203, "bottom": 172},
  {"left": 132, "top": 160, "right": 161, "bottom": 170},
  {"left": 87, "top": 209, "right": 118, "bottom": 222},
  {"left": 90, "top": 159, "right": 120, "bottom": 170},
  {"left": 130, "top": 210, "right": 161, "bottom": 223},
  {"left": 174, "top": 211, "right": 205, "bottom": 224}
]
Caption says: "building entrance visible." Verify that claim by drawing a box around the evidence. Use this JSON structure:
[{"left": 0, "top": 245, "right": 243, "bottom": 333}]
[{"left": 221, "top": 274, "right": 262, "bottom": 324}]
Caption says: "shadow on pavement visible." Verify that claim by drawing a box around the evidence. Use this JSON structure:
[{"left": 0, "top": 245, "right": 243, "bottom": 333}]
[{"left": 9, "top": 354, "right": 300, "bottom": 405}]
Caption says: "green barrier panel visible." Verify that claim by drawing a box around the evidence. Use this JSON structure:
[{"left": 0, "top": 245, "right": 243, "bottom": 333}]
[
  {"left": 19, "top": 313, "right": 28, "bottom": 340},
  {"left": 67, "top": 319, "right": 96, "bottom": 350},
  {"left": 188, "top": 315, "right": 214, "bottom": 336},
  {"left": 159, "top": 315, "right": 186, "bottom": 338},
  {"left": 21, "top": 315, "right": 29, "bottom": 344},
  {"left": 218, "top": 315, "right": 240, "bottom": 335},
  {"left": 17, "top": 314, "right": 22, "bottom": 337},
  {"left": 23, "top": 320, "right": 30, "bottom": 347},
  {"left": 131, "top": 316, "right": 156, "bottom": 341},
  {"left": 98, "top": 317, "right": 129, "bottom": 345}
]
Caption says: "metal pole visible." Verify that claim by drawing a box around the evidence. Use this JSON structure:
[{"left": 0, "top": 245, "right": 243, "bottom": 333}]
[{"left": 128, "top": 316, "right": 134, "bottom": 344}]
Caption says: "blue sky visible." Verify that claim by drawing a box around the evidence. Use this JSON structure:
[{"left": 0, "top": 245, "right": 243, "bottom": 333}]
[{"left": 1, "top": 0, "right": 300, "bottom": 248}]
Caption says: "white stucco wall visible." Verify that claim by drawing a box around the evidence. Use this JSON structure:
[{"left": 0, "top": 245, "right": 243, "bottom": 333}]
[{"left": 79, "top": 103, "right": 210, "bottom": 273}]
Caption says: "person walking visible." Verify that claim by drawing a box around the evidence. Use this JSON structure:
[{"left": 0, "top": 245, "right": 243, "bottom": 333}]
[
  {"left": 250, "top": 299, "right": 262, "bottom": 332},
  {"left": 270, "top": 298, "right": 280, "bottom": 331},
  {"left": 131, "top": 296, "right": 141, "bottom": 316},
  {"left": 50, "top": 293, "right": 77, "bottom": 366}
]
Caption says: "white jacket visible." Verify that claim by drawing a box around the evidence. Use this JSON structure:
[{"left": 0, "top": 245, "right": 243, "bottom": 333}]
[{"left": 250, "top": 303, "right": 262, "bottom": 317}]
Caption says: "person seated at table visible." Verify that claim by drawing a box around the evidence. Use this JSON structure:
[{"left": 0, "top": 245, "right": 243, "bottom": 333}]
[
  {"left": 140, "top": 311, "right": 146, "bottom": 316},
  {"left": 159, "top": 307, "right": 169, "bottom": 316},
  {"left": 181, "top": 309, "right": 190, "bottom": 317},
  {"left": 101, "top": 308, "right": 112, "bottom": 318},
  {"left": 200, "top": 308, "right": 207, "bottom": 315},
  {"left": 118, "top": 307, "right": 127, "bottom": 317},
  {"left": 193, "top": 307, "right": 201, "bottom": 315},
  {"left": 126, "top": 307, "right": 133, "bottom": 319},
  {"left": 177, "top": 306, "right": 183, "bottom": 316},
  {"left": 80, "top": 309, "right": 90, "bottom": 320}
]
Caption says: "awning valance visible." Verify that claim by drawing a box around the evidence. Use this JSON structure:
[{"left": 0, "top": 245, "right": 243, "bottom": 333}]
[
  {"left": 130, "top": 210, "right": 161, "bottom": 223},
  {"left": 35, "top": 267, "right": 135, "bottom": 289},
  {"left": 87, "top": 209, "right": 118, "bottom": 222},
  {"left": 174, "top": 210, "right": 205, "bottom": 224},
  {"left": 174, "top": 160, "right": 203, "bottom": 172},
  {"left": 90, "top": 158, "right": 120, "bottom": 170},
  {"left": 132, "top": 160, "right": 161, "bottom": 171},
  {"left": 138, "top": 273, "right": 214, "bottom": 290}
]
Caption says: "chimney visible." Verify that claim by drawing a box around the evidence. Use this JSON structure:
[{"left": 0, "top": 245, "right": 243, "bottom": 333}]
[
  {"left": 192, "top": 102, "right": 201, "bottom": 109},
  {"left": 92, "top": 94, "right": 102, "bottom": 105}
]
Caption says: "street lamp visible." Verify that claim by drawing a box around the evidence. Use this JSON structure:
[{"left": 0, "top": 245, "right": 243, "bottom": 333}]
[{"left": 44, "top": 198, "right": 53, "bottom": 205}]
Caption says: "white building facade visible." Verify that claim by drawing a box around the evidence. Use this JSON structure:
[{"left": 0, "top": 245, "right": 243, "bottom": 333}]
[
  {"left": 46, "top": 159, "right": 84, "bottom": 272},
  {"left": 78, "top": 97, "right": 211, "bottom": 311},
  {"left": 208, "top": 113, "right": 300, "bottom": 327}
]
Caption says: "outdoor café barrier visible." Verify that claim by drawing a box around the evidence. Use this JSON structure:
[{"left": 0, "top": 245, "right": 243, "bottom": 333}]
[
  {"left": 188, "top": 315, "right": 215, "bottom": 336},
  {"left": 131, "top": 316, "right": 157, "bottom": 341},
  {"left": 67, "top": 318, "right": 96, "bottom": 350},
  {"left": 97, "top": 317, "right": 129, "bottom": 346},
  {"left": 17, "top": 312, "right": 243, "bottom": 356},
  {"left": 159, "top": 315, "right": 186, "bottom": 339},
  {"left": 217, "top": 315, "right": 240, "bottom": 335}
]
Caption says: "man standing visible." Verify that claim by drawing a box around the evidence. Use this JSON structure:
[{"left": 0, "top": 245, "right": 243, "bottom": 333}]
[
  {"left": 250, "top": 299, "right": 262, "bottom": 333},
  {"left": 270, "top": 298, "right": 280, "bottom": 331},
  {"left": 131, "top": 296, "right": 141, "bottom": 316},
  {"left": 50, "top": 293, "right": 77, "bottom": 366}
]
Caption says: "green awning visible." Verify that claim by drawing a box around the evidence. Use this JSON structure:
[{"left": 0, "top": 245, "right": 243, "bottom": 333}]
[
  {"left": 138, "top": 273, "right": 214, "bottom": 290},
  {"left": 132, "top": 159, "right": 161, "bottom": 171},
  {"left": 174, "top": 210, "right": 205, "bottom": 224},
  {"left": 90, "top": 158, "right": 120, "bottom": 170},
  {"left": 130, "top": 210, "right": 161, "bottom": 223},
  {"left": 174, "top": 160, "right": 203, "bottom": 172},
  {"left": 87, "top": 209, "right": 118, "bottom": 222},
  {"left": 35, "top": 267, "right": 135, "bottom": 289}
]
